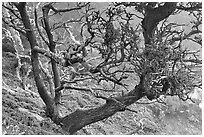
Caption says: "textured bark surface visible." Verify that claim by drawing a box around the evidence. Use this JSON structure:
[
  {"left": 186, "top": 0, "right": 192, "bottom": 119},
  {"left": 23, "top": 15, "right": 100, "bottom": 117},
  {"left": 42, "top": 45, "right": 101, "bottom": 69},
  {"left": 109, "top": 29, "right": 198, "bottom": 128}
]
[
  {"left": 42, "top": 5, "right": 61, "bottom": 103},
  {"left": 142, "top": 3, "right": 177, "bottom": 44},
  {"left": 17, "top": 3, "right": 53, "bottom": 106},
  {"left": 16, "top": 3, "right": 59, "bottom": 122},
  {"left": 16, "top": 2, "right": 180, "bottom": 135},
  {"left": 60, "top": 81, "right": 145, "bottom": 134}
]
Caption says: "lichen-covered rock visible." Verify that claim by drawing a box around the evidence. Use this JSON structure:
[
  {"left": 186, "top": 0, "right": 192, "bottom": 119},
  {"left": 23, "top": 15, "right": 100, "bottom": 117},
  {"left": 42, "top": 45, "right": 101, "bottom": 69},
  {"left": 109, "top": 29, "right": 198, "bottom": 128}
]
[
  {"left": 2, "top": 37, "right": 16, "bottom": 54},
  {"left": 2, "top": 52, "right": 18, "bottom": 75}
]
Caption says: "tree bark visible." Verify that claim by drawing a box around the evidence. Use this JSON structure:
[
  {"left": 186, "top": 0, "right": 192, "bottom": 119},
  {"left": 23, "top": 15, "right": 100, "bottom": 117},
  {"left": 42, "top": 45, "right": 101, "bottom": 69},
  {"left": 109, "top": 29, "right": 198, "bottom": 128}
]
[
  {"left": 142, "top": 2, "right": 177, "bottom": 44},
  {"left": 16, "top": 2, "right": 175, "bottom": 135},
  {"left": 42, "top": 4, "right": 61, "bottom": 104},
  {"left": 60, "top": 78, "right": 146, "bottom": 134},
  {"left": 16, "top": 2, "right": 59, "bottom": 121}
]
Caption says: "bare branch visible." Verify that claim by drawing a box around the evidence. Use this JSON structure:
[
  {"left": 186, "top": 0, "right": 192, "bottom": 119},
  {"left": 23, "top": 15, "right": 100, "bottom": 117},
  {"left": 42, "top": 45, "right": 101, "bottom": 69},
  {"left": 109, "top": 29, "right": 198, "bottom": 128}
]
[
  {"left": 33, "top": 46, "right": 66, "bottom": 66},
  {"left": 48, "top": 2, "right": 89, "bottom": 13},
  {"left": 2, "top": 3, "right": 22, "bottom": 20},
  {"left": 34, "top": 7, "right": 49, "bottom": 46},
  {"left": 2, "top": 18, "right": 26, "bottom": 36},
  {"left": 177, "top": 3, "right": 202, "bottom": 11}
]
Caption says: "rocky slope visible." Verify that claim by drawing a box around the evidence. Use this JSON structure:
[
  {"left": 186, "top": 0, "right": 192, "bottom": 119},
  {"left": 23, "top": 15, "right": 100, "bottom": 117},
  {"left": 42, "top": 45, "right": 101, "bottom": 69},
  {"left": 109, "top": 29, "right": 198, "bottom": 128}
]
[{"left": 1, "top": 40, "right": 202, "bottom": 135}]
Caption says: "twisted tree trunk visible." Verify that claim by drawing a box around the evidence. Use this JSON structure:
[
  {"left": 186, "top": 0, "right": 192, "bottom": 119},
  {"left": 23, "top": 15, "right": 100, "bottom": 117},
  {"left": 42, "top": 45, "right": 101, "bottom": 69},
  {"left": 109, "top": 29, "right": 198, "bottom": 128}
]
[
  {"left": 142, "top": 2, "right": 177, "bottom": 44},
  {"left": 16, "top": 2, "right": 178, "bottom": 135},
  {"left": 60, "top": 81, "right": 145, "bottom": 134},
  {"left": 16, "top": 2, "right": 59, "bottom": 122}
]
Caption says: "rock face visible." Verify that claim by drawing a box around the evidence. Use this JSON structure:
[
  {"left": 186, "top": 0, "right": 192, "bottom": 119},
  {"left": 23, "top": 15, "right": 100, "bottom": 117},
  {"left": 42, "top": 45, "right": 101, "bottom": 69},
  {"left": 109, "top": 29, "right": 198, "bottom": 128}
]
[
  {"left": 2, "top": 52, "right": 18, "bottom": 75},
  {"left": 2, "top": 37, "right": 17, "bottom": 54},
  {"left": 2, "top": 36, "right": 19, "bottom": 75},
  {"left": 18, "top": 108, "right": 44, "bottom": 121}
]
